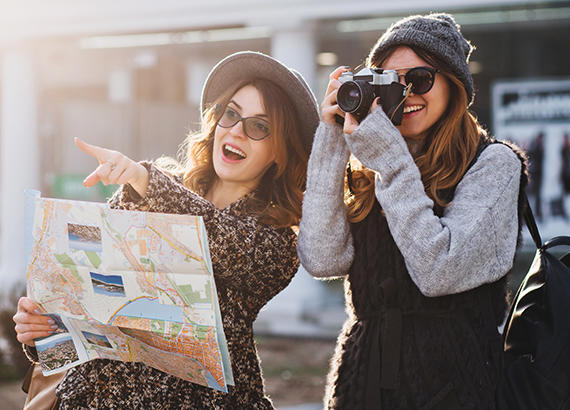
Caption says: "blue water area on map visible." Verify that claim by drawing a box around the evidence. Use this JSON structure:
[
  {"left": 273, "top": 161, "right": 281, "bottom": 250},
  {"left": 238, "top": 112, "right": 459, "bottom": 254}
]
[
  {"left": 111, "top": 298, "right": 184, "bottom": 323},
  {"left": 205, "top": 370, "right": 224, "bottom": 391}
]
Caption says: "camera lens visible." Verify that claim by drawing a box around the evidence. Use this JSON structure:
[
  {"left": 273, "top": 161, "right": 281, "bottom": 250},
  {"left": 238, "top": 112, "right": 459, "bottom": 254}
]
[
  {"left": 338, "top": 80, "right": 375, "bottom": 121},
  {"left": 338, "top": 82, "right": 362, "bottom": 112}
]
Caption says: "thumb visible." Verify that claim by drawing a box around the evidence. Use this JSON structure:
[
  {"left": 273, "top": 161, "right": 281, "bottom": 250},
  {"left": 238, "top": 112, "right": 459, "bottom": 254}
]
[{"left": 370, "top": 97, "right": 381, "bottom": 113}]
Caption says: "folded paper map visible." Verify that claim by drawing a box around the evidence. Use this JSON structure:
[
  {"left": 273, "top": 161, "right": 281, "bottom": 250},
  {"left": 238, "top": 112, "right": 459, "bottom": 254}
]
[{"left": 25, "top": 191, "right": 233, "bottom": 392}]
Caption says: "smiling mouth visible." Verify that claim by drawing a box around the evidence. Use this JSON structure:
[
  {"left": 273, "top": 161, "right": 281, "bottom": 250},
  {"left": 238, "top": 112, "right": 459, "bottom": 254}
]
[
  {"left": 403, "top": 105, "right": 424, "bottom": 114},
  {"left": 223, "top": 144, "right": 247, "bottom": 160}
]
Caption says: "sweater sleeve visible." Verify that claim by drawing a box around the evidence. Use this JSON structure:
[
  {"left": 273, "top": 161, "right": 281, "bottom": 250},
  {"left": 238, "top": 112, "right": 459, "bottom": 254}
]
[
  {"left": 297, "top": 122, "right": 354, "bottom": 278},
  {"left": 345, "top": 108, "right": 522, "bottom": 296},
  {"left": 108, "top": 161, "right": 213, "bottom": 215},
  {"left": 109, "top": 162, "right": 298, "bottom": 301}
]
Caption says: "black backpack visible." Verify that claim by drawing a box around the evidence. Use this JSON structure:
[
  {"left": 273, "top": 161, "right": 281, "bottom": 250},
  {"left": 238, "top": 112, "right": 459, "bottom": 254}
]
[{"left": 497, "top": 194, "right": 570, "bottom": 409}]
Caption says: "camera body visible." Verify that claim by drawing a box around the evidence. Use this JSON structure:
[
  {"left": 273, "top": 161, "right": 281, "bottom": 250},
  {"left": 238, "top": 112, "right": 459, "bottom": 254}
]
[{"left": 337, "top": 67, "right": 407, "bottom": 125}]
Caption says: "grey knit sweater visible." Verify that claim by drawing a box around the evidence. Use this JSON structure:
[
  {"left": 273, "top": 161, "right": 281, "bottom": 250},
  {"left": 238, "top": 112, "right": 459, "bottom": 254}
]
[{"left": 298, "top": 107, "right": 521, "bottom": 297}]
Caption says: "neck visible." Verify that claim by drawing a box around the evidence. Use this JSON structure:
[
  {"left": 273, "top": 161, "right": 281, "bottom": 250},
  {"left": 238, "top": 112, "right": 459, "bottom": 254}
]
[
  {"left": 404, "top": 137, "right": 426, "bottom": 158},
  {"left": 205, "top": 178, "right": 256, "bottom": 209}
]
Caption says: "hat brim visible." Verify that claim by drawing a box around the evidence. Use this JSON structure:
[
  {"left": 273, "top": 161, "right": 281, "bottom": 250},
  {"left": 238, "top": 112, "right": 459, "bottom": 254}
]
[{"left": 200, "top": 51, "right": 319, "bottom": 152}]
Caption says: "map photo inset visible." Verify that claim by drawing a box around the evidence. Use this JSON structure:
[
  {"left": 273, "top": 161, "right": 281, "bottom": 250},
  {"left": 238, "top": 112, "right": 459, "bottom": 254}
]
[
  {"left": 68, "top": 223, "right": 102, "bottom": 253},
  {"left": 90, "top": 272, "right": 126, "bottom": 297},
  {"left": 36, "top": 334, "right": 80, "bottom": 372},
  {"left": 82, "top": 331, "right": 113, "bottom": 348}
]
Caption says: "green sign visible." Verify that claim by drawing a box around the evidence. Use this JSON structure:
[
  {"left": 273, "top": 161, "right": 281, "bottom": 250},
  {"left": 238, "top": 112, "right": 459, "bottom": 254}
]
[{"left": 52, "top": 174, "right": 118, "bottom": 201}]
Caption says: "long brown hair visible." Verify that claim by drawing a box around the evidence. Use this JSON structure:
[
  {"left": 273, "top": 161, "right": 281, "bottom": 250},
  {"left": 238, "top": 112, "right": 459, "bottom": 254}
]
[
  {"left": 157, "top": 78, "right": 308, "bottom": 229},
  {"left": 346, "top": 45, "right": 484, "bottom": 222}
]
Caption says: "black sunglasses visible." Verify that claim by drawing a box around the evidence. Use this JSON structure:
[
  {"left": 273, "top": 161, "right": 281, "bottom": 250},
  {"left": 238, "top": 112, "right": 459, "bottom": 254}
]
[
  {"left": 396, "top": 66, "right": 439, "bottom": 95},
  {"left": 214, "top": 104, "right": 271, "bottom": 141}
]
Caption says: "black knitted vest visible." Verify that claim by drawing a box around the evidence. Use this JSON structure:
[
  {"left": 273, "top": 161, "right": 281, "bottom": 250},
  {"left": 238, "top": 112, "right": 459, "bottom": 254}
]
[{"left": 327, "top": 137, "right": 529, "bottom": 410}]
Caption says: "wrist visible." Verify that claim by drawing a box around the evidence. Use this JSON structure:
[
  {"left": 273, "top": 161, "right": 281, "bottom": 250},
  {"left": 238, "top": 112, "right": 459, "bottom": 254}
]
[{"left": 131, "top": 164, "right": 150, "bottom": 198}]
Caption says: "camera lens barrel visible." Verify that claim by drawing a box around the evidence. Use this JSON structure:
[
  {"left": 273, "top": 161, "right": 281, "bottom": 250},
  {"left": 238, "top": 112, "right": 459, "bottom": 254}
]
[{"left": 338, "top": 80, "right": 375, "bottom": 122}]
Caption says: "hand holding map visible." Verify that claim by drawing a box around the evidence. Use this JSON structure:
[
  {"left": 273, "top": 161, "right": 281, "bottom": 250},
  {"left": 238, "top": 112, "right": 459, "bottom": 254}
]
[
  {"left": 14, "top": 296, "right": 55, "bottom": 344},
  {"left": 23, "top": 192, "right": 233, "bottom": 392}
]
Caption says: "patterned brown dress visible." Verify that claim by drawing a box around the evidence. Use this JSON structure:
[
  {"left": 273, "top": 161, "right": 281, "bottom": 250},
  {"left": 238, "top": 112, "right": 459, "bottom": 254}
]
[{"left": 56, "top": 163, "right": 299, "bottom": 409}]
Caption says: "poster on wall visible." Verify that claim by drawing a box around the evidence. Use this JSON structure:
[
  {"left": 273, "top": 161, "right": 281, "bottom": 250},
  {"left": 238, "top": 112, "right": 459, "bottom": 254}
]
[{"left": 492, "top": 78, "right": 570, "bottom": 241}]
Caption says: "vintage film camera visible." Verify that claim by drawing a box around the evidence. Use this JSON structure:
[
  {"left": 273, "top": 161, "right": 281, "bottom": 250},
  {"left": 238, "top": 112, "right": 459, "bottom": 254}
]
[{"left": 337, "top": 67, "right": 408, "bottom": 125}]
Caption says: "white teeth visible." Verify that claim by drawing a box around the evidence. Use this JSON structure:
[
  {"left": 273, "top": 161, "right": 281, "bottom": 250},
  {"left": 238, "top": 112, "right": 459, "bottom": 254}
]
[
  {"left": 404, "top": 105, "right": 424, "bottom": 114},
  {"left": 224, "top": 144, "right": 246, "bottom": 158}
]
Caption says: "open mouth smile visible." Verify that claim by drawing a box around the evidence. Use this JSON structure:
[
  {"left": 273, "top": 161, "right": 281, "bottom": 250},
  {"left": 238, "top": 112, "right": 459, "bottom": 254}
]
[
  {"left": 222, "top": 143, "right": 247, "bottom": 161},
  {"left": 403, "top": 105, "right": 424, "bottom": 114}
]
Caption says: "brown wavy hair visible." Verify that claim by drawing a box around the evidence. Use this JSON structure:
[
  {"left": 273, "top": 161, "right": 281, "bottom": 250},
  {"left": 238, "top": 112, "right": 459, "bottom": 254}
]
[
  {"left": 157, "top": 78, "right": 309, "bottom": 229},
  {"left": 346, "top": 45, "right": 485, "bottom": 222}
]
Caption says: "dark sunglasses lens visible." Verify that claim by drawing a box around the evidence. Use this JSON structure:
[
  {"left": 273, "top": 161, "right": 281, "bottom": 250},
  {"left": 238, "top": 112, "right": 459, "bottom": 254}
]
[
  {"left": 406, "top": 68, "right": 435, "bottom": 94},
  {"left": 244, "top": 118, "right": 270, "bottom": 140}
]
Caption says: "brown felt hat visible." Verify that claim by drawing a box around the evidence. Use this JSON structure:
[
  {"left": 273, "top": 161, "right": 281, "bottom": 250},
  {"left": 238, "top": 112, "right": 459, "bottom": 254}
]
[{"left": 200, "top": 51, "right": 319, "bottom": 151}]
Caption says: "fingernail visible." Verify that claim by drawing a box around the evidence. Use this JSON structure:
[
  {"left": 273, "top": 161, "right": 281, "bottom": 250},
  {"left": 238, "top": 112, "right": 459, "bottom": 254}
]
[
  {"left": 48, "top": 319, "right": 55, "bottom": 324},
  {"left": 51, "top": 325, "right": 58, "bottom": 329},
  {"left": 34, "top": 309, "right": 41, "bottom": 315}
]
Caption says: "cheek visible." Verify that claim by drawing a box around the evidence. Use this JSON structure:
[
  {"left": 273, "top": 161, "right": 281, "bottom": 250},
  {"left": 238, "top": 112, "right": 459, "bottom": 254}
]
[
  {"left": 212, "top": 130, "right": 224, "bottom": 152},
  {"left": 254, "top": 140, "right": 276, "bottom": 165},
  {"left": 434, "top": 78, "right": 451, "bottom": 112}
]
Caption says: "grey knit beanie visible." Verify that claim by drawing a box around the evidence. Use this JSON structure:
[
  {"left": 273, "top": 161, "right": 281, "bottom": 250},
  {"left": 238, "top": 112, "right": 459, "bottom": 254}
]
[{"left": 369, "top": 13, "right": 475, "bottom": 104}]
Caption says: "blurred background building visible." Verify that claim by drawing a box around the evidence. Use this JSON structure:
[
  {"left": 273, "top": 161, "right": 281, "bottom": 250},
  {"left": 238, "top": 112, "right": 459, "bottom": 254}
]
[{"left": 1, "top": 0, "right": 569, "bottom": 336}]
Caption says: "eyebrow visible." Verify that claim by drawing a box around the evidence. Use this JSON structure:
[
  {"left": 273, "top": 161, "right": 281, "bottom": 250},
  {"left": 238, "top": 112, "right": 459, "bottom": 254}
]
[{"left": 228, "top": 100, "right": 268, "bottom": 118}]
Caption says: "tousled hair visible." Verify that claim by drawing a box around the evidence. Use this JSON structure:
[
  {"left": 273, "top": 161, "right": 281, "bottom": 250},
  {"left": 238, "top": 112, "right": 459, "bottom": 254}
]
[
  {"left": 346, "top": 45, "right": 484, "bottom": 222},
  {"left": 157, "top": 78, "right": 309, "bottom": 228}
]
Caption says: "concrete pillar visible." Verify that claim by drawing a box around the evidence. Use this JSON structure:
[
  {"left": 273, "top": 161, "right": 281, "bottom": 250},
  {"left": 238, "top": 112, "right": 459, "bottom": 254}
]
[
  {"left": 108, "top": 68, "right": 132, "bottom": 102},
  {"left": 186, "top": 60, "right": 211, "bottom": 108},
  {"left": 254, "top": 23, "right": 348, "bottom": 337},
  {"left": 270, "top": 22, "right": 317, "bottom": 91},
  {"left": 0, "top": 50, "right": 40, "bottom": 291}
]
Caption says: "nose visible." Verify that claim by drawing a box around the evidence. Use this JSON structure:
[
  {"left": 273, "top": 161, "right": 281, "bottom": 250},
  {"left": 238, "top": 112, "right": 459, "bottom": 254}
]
[{"left": 229, "top": 119, "right": 247, "bottom": 139}]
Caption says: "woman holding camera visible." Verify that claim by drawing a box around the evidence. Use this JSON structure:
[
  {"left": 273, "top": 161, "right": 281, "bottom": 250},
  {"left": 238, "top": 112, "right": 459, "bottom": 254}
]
[
  {"left": 298, "top": 13, "right": 527, "bottom": 409},
  {"left": 15, "top": 51, "right": 319, "bottom": 409}
]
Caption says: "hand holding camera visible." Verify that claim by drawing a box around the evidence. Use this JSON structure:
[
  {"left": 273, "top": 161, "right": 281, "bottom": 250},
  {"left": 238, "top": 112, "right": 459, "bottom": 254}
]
[{"left": 336, "top": 67, "right": 409, "bottom": 126}]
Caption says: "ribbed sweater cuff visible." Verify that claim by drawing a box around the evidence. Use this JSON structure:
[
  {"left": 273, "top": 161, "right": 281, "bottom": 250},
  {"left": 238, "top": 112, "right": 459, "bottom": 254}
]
[{"left": 306, "top": 122, "right": 350, "bottom": 195}]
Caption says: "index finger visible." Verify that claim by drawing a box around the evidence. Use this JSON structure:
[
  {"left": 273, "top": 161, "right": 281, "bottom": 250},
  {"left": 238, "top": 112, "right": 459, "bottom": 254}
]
[
  {"left": 18, "top": 296, "right": 44, "bottom": 315},
  {"left": 75, "top": 137, "right": 113, "bottom": 164},
  {"left": 325, "top": 66, "right": 351, "bottom": 97},
  {"left": 329, "top": 66, "right": 350, "bottom": 81}
]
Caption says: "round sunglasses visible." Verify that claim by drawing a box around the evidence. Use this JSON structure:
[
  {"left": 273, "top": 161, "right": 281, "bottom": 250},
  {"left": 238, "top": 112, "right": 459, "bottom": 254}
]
[
  {"left": 394, "top": 66, "right": 439, "bottom": 95},
  {"left": 215, "top": 104, "right": 271, "bottom": 141}
]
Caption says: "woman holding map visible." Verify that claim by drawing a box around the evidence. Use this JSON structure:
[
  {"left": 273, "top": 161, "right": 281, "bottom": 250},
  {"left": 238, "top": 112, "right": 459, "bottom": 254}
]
[{"left": 14, "top": 51, "right": 319, "bottom": 408}]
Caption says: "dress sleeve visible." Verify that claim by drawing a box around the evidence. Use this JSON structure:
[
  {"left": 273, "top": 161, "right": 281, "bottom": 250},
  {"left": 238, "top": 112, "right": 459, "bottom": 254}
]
[
  {"left": 297, "top": 122, "right": 354, "bottom": 278},
  {"left": 206, "top": 214, "right": 299, "bottom": 310},
  {"left": 345, "top": 108, "right": 522, "bottom": 296},
  {"left": 108, "top": 161, "right": 213, "bottom": 216}
]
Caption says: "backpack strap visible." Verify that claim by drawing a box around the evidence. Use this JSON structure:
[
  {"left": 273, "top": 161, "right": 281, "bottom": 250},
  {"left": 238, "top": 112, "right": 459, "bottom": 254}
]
[{"left": 522, "top": 192, "right": 542, "bottom": 249}]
